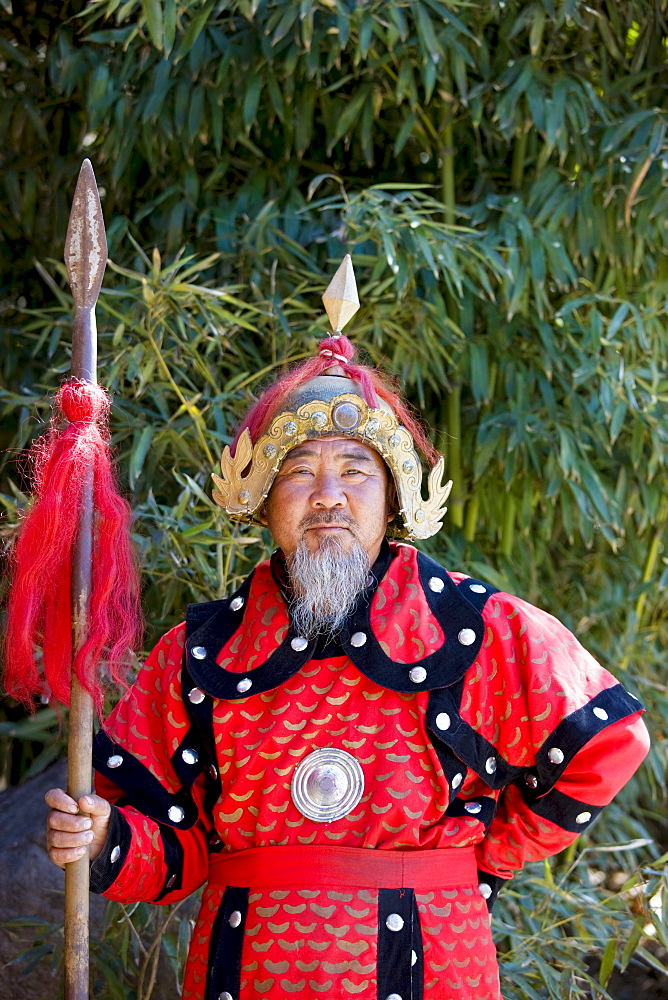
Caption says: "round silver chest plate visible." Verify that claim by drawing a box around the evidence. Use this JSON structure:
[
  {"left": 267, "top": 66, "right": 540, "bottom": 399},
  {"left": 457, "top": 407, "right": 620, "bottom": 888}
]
[{"left": 291, "top": 748, "right": 364, "bottom": 823}]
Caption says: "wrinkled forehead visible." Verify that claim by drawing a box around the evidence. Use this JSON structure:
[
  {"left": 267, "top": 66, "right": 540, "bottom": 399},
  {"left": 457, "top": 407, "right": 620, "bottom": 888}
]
[{"left": 280, "top": 436, "right": 385, "bottom": 468}]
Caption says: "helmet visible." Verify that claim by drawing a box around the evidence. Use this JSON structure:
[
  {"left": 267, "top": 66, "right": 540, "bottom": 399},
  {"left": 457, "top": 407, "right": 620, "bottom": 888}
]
[{"left": 212, "top": 257, "right": 451, "bottom": 540}]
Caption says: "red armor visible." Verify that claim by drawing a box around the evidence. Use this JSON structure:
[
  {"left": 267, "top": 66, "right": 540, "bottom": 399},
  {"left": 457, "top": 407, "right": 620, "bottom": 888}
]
[{"left": 90, "top": 542, "right": 648, "bottom": 1000}]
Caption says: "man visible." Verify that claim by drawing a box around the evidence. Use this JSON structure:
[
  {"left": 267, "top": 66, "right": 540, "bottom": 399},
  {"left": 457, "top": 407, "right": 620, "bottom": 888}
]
[{"left": 46, "top": 259, "right": 649, "bottom": 1000}]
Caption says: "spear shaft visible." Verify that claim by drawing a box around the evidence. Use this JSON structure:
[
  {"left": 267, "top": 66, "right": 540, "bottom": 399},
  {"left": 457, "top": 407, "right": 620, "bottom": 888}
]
[{"left": 63, "top": 160, "right": 107, "bottom": 1000}]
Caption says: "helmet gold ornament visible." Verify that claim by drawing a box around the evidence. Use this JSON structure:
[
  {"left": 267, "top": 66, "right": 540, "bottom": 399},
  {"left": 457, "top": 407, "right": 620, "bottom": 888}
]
[{"left": 212, "top": 256, "right": 452, "bottom": 540}]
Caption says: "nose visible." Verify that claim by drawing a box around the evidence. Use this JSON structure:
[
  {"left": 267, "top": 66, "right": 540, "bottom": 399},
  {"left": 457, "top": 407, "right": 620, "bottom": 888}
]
[{"left": 310, "top": 471, "right": 346, "bottom": 509}]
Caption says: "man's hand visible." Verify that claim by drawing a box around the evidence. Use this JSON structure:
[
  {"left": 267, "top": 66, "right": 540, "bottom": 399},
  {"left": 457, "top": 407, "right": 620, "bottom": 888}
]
[{"left": 45, "top": 788, "right": 111, "bottom": 867}]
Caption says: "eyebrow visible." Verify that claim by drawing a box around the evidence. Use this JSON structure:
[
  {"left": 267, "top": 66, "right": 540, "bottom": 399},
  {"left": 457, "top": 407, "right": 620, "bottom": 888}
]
[{"left": 285, "top": 446, "right": 374, "bottom": 463}]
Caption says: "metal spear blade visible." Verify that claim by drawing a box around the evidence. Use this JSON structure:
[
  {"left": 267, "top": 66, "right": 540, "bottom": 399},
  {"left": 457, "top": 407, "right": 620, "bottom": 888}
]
[{"left": 64, "top": 159, "right": 107, "bottom": 311}]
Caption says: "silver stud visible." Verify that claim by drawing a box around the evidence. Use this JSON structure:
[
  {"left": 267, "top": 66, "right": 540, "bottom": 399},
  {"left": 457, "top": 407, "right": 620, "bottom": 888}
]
[
  {"left": 411, "top": 950, "right": 417, "bottom": 966},
  {"left": 366, "top": 417, "right": 379, "bottom": 434},
  {"left": 283, "top": 420, "right": 298, "bottom": 436},
  {"left": 478, "top": 882, "right": 492, "bottom": 899},
  {"left": 236, "top": 678, "right": 252, "bottom": 694},
  {"left": 409, "top": 666, "right": 427, "bottom": 684},
  {"left": 435, "top": 712, "right": 451, "bottom": 731},
  {"left": 110, "top": 845, "right": 121, "bottom": 863},
  {"left": 593, "top": 707, "right": 609, "bottom": 721},
  {"left": 388, "top": 433, "right": 401, "bottom": 448},
  {"left": 311, "top": 410, "right": 328, "bottom": 429},
  {"left": 414, "top": 509, "right": 425, "bottom": 523},
  {"left": 458, "top": 628, "right": 476, "bottom": 646},
  {"left": 188, "top": 687, "right": 205, "bottom": 704},
  {"left": 181, "top": 749, "right": 199, "bottom": 765},
  {"left": 428, "top": 576, "right": 444, "bottom": 593},
  {"left": 525, "top": 774, "right": 538, "bottom": 789},
  {"left": 451, "top": 772, "right": 463, "bottom": 790},
  {"left": 548, "top": 747, "right": 564, "bottom": 764},
  {"left": 464, "top": 801, "right": 482, "bottom": 815},
  {"left": 229, "top": 910, "right": 242, "bottom": 928},
  {"left": 350, "top": 631, "right": 367, "bottom": 648},
  {"left": 191, "top": 646, "right": 207, "bottom": 660},
  {"left": 576, "top": 811, "right": 592, "bottom": 825},
  {"left": 107, "top": 754, "right": 123, "bottom": 768},
  {"left": 209, "top": 764, "right": 218, "bottom": 779},
  {"left": 386, "top": 995, "right": 403, "bottom": 1000},
  {"left": 238, "top": 490, "right": 251, "bottom": 505},
  {"left": 166, "top": 874, "right": 177, "bottom": 888},
  {"left": 263, "top": 443, "right": 277, "bottom": 458},
  {"left": 469, "top": 583, "right": 487, "bottom": 594},
  {"left": 485, "top": 756, "right": 497, "bottom": 775},
  {"left": 402, "top": 460, "right": 415, "bottom": 474},
  {"left": 218, "top": 993, "right": 233, "bottom": 1000},
  {"left": 168, "top": 805, "right": 185, "bottom": 823},
  {"left": 386, "top": 913, "right": 404, "bottom": 932},
  {"left": 230, "top": 596, "right": 244, "bottom": 611},
  {"left": 291, "top": 636, "right": 308, "bottom": 652}
]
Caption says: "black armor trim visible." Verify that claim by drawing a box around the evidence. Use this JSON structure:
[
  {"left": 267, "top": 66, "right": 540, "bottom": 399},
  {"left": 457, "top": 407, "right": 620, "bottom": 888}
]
[
  {"left": 377, "top": 888, "right": 423, "bottom": 1000},
  {"left": 93, "top": 730, "right": 198, "bottom": 830},
  {"left": 526, "top": 787, "right": 604, "bottom": 833},
  {"left": 154, "top": 825, "right": 185, "bottom": 900},
  {"left": 477, "top": 870, "right": 507, "bottom": 911},
  {"left": 445, "top": 795, "right": 497, "bottom": 829},
  {"left": 89, "top": 805, "right": 131, "bottom": 894},
  {"left": 533, "top": 684, "right": 644, "bottom": 785},
  {"left": 206, "top": 886, "right": 249, "bottom": 1000},
  {"left": 185, "top": 548, "right": 492, "bottom": 699}
]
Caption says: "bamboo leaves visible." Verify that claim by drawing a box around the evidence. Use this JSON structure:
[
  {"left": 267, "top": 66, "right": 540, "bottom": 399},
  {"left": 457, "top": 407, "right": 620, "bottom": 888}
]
[{"left": 2, "top": 1, "right": 668, "bottom": 994}]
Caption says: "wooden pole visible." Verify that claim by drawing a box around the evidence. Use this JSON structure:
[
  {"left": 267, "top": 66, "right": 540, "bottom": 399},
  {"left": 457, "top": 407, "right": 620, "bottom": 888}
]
[{"left": 62, "top": 159, "right": 108, "bottom": 1000}]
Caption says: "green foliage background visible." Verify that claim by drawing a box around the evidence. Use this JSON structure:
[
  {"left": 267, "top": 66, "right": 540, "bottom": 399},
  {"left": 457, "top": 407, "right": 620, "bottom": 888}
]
[{"left": 1, "top": 0, "right": 667, "bottom": 997}]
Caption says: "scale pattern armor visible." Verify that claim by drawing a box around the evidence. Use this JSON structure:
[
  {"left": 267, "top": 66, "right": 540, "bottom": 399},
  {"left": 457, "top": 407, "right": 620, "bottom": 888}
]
[{"left": 90, "top": 543, "right": 648, "bottom": 1000}]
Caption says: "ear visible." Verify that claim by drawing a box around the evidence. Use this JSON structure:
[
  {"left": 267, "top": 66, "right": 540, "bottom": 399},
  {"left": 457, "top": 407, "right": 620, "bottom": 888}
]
[{"left": 386, "top": 481, "right": 398, "bottom": 523}]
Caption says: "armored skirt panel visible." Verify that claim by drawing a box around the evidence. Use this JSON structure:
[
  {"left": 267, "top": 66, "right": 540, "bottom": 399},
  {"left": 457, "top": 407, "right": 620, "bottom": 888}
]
[
  {"left": 90, "top": 543, "right": 649, "bottom": 1000},
  {"left": 187, "top": 880, "right": 498, "bottom": 1000}
]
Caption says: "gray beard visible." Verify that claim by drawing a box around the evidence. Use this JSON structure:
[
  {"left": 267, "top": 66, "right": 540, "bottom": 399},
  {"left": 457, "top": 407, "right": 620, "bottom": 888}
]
[{"left": 286, "top": 536, "right": 371, "bottom": 639}]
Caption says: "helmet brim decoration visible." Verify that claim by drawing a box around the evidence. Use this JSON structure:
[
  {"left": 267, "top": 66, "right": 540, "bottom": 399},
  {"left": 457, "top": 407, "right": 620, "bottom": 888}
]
[{"left": 212, "top": 256, "right": 452, "bottom": 541}]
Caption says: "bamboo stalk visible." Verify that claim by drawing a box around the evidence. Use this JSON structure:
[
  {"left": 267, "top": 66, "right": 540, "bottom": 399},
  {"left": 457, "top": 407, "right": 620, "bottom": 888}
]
[
  {"left": 62, "top": 159, "right": 108, "bottom": 1000},
  {"left": 440, "top": 87, "right": 466, "bottom": 529},
  {"left": 447, "top": 385, "right": 464, "bottom": 529},
  {"left": 501, "top": 493, "right": 516, "bottom": 557},
  {"left": 511, "top": 122, "right": 527, "bottom": 190},
  {"left": 634, "top": 530, "right": 662, "bottom": 626},
  {"left": 441, "top": 114, "right": 455, "bottom": 229},
  {"left": 464, "top": 492, "right": 479, "bottom": 543}
]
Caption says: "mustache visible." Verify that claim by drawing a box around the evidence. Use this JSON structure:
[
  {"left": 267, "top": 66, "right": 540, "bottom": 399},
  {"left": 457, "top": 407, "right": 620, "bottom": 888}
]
[{"left": 299, "top": 512, "right": 358, "bottom": 532}]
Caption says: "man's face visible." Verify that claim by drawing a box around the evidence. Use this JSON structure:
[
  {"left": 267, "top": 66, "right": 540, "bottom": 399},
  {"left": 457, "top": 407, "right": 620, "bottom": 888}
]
[{"left": 264, "top": 437, "right": 392, "bottom": 564}]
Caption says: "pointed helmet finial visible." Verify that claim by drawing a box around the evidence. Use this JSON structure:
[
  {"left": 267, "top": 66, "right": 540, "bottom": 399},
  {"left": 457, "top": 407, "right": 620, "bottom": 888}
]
[{"left": 322, "top": 254, "right": 360, "bottom": 333}]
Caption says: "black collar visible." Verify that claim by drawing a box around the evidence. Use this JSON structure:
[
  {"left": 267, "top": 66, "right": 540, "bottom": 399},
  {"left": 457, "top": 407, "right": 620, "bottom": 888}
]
[{"left": 184, "top": 545, "right": 487, "bottom": 700}]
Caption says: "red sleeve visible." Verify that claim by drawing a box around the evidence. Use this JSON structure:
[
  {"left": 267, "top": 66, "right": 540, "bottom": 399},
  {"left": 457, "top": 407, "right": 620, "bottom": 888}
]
[
  {"left": 89, "top": 624, "right": 212, "bottom": 904},
  {"left": 476, "top": 713, "right": 649, "bottom": 880}
]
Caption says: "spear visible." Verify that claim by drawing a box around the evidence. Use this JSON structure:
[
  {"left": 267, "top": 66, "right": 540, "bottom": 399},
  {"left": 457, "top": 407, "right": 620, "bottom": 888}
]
[
  {"left": 62, "top": 158, "right": 107, "bottom": 1000},
  {"left": 3, "top": 159, "right": 141, "bottom": 999}
]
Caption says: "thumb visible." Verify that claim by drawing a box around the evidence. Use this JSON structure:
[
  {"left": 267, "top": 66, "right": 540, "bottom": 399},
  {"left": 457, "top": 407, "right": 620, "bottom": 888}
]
[
  {"left": 78, "top": 794, "right": 111, "bottom": 818},
  {"left": 76, "top": 794, "right": 111, "bottom": 861}
]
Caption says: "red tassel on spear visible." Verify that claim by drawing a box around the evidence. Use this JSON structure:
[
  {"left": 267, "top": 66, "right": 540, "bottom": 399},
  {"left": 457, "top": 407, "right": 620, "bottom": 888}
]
[{"left": 3, "top": 160, "right": 142, "bottom": 999}]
